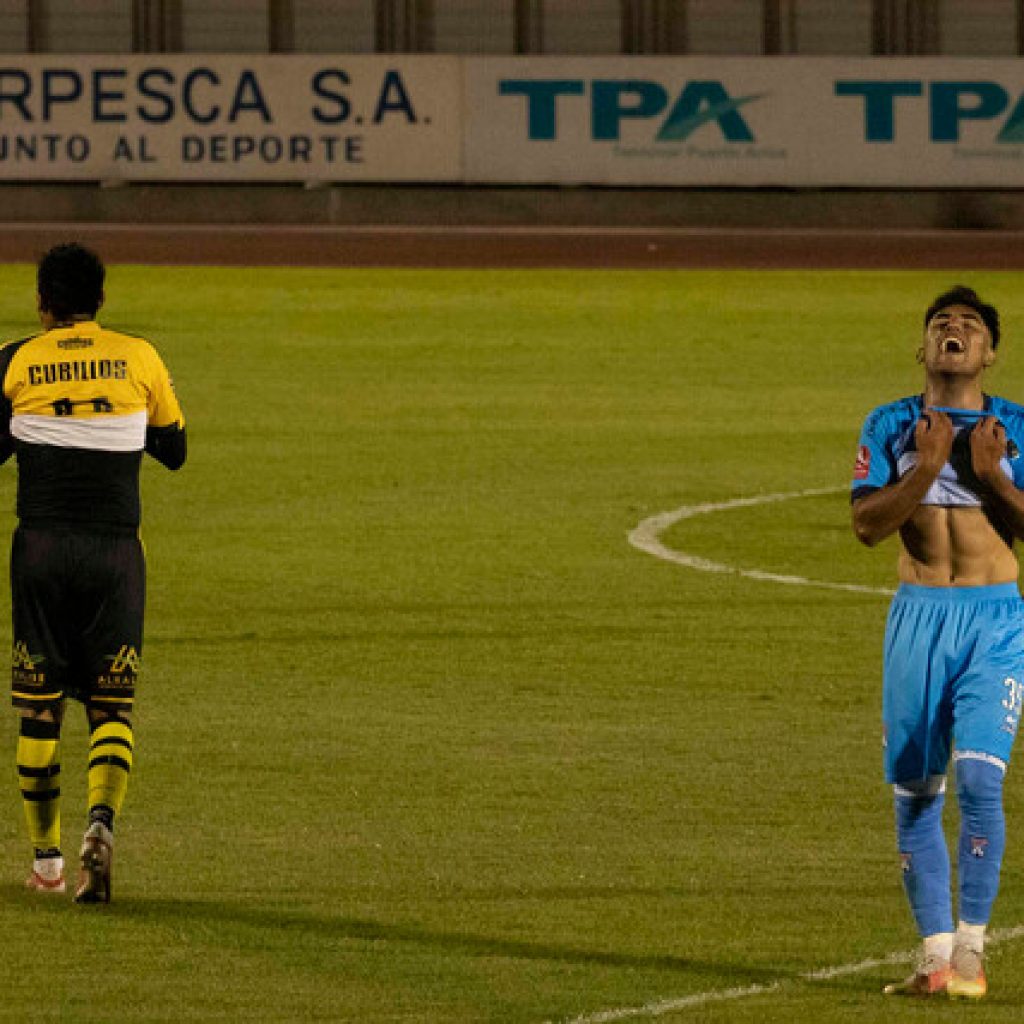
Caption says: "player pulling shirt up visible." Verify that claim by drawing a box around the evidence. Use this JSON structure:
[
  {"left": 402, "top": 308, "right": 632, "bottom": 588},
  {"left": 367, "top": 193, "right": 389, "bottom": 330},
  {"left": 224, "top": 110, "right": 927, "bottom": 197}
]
[{"left": 852, "top": 286, "right": 1024, "bottom": 1000}]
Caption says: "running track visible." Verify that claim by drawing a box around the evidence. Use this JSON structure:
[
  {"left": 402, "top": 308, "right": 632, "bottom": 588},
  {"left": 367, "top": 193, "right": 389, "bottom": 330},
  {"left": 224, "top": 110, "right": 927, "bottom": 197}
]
[{"left": 0, "top": 223, "right": 1022, "bottom": 268}]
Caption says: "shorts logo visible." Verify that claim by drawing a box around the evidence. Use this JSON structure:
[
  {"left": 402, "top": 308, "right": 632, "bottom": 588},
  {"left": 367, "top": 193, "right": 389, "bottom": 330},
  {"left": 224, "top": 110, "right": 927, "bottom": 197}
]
[
  {"left": 970, "top": 837, "right": 989, "bottom": 858},
  {"left": 854, "top": 445, "right": 871, "bottom": 480},
  {"left": 12, "top": 641, "right": 43, "bottom": 671},
  {"left": 900, "top": 851, "right": 912, "bottom": 873},
  {"left": 107, "top": 645, "right": 141, "bottom": 675},
  {"left": 97, "top": 645, "right": 140, "bottom": 691}
]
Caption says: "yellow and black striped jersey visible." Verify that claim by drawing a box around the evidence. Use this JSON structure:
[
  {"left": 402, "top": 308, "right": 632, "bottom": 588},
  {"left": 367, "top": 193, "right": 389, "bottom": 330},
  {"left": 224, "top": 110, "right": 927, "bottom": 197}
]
[{"left": 0, "top": 320, "right": 186, "bottom": 531}]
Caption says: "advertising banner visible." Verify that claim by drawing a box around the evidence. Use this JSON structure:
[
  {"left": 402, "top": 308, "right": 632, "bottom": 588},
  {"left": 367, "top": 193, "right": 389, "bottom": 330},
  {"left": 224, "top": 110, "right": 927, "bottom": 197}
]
[
  {"left": 464, "top": 57, "right": 1024, "bottom": 187},
  {"left": 0, "top": 55, "right": 461, "bottom": 181},
  {"left": 3, "top": 56, "right": 1024, "bottom": 186}
]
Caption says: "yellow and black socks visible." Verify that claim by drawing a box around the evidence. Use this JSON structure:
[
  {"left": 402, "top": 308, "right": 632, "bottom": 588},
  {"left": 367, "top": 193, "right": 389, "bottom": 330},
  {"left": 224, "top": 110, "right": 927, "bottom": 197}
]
[
  {"left": 87, "top": 718, "right": 134, "bottom": 832},
  {"left": 17, "top": 716, "right": 61, "bottom": 856}
]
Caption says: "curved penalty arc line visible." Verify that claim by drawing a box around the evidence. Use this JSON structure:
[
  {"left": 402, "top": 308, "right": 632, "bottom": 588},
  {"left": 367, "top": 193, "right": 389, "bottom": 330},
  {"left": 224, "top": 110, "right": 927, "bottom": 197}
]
[{"left": 627, "top": 485, "right": 895, "bottom": 597}]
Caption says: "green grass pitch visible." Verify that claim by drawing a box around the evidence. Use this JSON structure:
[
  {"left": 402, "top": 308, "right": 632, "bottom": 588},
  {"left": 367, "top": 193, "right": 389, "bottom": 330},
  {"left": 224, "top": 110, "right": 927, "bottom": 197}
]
[{"left": 0, "top": 265, "right": 1023, "bottom": 1021}]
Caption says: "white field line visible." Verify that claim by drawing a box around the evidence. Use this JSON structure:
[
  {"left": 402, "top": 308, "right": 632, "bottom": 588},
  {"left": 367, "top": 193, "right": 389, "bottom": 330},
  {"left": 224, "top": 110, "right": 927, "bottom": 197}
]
[
  {"left": 551, "top": 925, "right": 1024, "bottom": 1024},
  {"left": 627, "top": 486, "right": 895, "bottom": 597}
]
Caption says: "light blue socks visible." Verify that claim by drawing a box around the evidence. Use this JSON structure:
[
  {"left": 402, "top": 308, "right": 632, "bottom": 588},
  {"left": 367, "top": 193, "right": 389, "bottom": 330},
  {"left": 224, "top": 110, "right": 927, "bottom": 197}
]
[
  {"left": 894, "top": 758, "right": 1007, "bottom": 939},
  {"left": 895, "top": 786, "right": 953, "bottom": 936},
  {"left": 956, "top": 757, "right": 1006, "bottom": 926}
]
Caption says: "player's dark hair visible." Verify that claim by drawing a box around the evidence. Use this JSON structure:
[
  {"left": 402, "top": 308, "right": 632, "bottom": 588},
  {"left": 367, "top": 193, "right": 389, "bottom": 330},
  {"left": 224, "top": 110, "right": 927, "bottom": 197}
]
[
  {"left": 924, "top": 285, "right": 1000, "bottom": 349},
  {"left": 37, "top": 243, "right": 105, "bottom": 321}
]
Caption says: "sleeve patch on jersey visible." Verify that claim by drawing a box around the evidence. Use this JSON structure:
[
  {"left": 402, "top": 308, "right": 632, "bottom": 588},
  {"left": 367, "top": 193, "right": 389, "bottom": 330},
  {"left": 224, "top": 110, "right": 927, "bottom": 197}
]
[{"left": 854, "top": 445, "right": 871, "bottom": 480}]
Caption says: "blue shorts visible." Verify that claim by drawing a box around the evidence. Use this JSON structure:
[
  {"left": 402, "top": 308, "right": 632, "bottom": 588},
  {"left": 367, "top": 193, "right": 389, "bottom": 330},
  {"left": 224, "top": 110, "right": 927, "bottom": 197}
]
[{"left": 883, "top": 582, "right": 1024, "bottom": 784}]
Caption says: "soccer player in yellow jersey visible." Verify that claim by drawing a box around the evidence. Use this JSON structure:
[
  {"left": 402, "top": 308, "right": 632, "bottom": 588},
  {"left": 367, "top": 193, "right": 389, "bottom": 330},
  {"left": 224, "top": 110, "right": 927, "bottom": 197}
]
[{"left": 0, "top": 243, "right": 186, "bottom": 902}]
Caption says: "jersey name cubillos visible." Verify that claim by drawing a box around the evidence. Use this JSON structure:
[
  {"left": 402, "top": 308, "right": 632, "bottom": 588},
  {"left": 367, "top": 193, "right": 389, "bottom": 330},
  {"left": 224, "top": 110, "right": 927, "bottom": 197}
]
[{"left": 27, "top": 358, "right": 128, "bottom": 386}]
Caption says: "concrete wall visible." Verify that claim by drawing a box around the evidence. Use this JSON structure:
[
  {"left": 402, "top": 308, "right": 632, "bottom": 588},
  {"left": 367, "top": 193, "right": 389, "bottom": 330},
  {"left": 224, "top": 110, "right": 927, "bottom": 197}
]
[{"left": 1, "top": 182, "right": 1023, "bottom": 230}]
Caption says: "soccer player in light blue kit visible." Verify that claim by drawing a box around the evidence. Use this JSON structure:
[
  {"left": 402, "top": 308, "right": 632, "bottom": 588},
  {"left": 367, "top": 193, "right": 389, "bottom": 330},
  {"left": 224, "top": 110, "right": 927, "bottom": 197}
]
[{"left": 852, "top": 285, "right": 1024, "bottom": 1000}]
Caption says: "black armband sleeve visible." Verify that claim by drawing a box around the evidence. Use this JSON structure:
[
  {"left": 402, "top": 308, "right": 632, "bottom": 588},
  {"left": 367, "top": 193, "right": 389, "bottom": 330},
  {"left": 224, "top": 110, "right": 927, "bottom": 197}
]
[{"left": 145, "top": 423, "right": 187, "bottom": 470}]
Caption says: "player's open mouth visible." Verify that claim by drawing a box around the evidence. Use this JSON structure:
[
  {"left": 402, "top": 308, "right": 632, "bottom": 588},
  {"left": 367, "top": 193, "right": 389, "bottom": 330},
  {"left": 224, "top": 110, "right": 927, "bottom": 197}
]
[{"left": 941, "top": 337, "right": 965, "bottom": 354}]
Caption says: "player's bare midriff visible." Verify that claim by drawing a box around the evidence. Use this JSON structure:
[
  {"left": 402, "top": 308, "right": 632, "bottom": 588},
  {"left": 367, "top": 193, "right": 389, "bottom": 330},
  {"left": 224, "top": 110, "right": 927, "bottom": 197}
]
[{"left": 897, "top": 505, "right": 1018, "bottom": 586}]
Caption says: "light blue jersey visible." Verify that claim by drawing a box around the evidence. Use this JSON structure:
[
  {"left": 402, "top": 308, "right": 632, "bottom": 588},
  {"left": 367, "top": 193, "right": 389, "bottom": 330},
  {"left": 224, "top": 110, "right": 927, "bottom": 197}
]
[
  {"left": 852, "top": 394, "right": 1024, "bottom": 506},
  {"left": 852, "top": 394, "right": 1024, "bottom": 783}
]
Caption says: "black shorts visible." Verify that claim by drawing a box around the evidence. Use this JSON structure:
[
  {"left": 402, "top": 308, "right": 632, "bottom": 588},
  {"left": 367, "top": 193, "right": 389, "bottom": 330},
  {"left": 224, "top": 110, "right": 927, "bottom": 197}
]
[{"left": 10, "top": 526, "right": 145, "bottom": 715}]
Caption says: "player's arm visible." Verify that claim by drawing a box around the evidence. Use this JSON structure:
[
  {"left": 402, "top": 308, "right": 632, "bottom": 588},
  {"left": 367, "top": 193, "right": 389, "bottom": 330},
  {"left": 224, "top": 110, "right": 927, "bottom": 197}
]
[
  {"left": 970, "top": 416, "right": 1024, "bottom": 540},
  {"left": 0, "top": 340, "right": 21, "bottom": 465},
  {"left": 852, "top": 410, "right": 953, "bottom": 547},
  {"left": 0, "top": 388, "right": 14, "bottom": 465},
  {"left": 143, "top": 344, "right": 186, "bottom": 470},
  {"left": 145, "top": 422, "right": 186, "bottom": 470}
]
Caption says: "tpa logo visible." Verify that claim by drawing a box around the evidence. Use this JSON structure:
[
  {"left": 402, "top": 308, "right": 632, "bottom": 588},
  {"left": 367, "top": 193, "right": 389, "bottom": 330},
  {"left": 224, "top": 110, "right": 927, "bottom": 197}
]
[
  {"left": 499, "top": 79, "right": 764, "bottom": 142},
  {"left": 836, "top": 80, "right": 1024, "bottom": 142}
]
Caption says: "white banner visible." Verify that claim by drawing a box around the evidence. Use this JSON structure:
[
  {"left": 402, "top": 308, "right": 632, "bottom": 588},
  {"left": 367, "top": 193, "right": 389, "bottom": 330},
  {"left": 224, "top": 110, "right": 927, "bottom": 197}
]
[
  {"left": 464, "top": 57, "right": 1024, "bottom": 187},
  {"left": 0, "top": 56, "right": 461, "bottom": 181}
]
